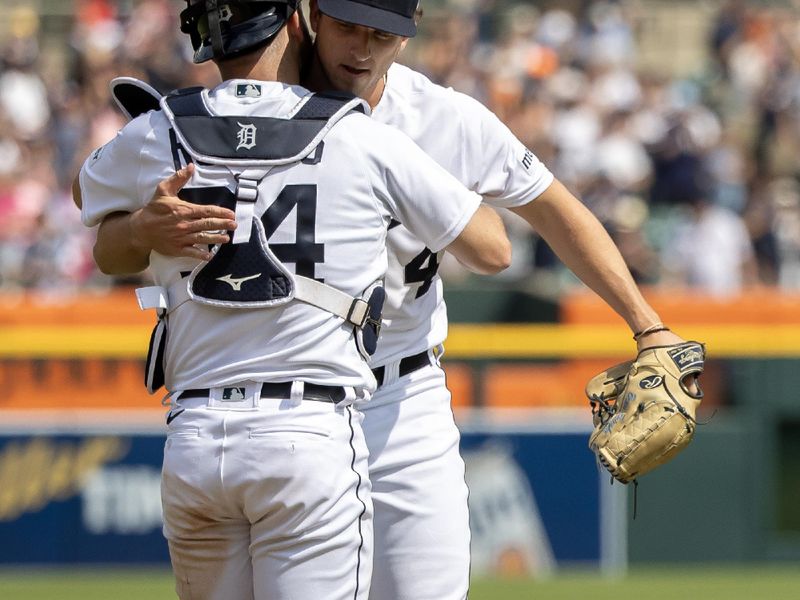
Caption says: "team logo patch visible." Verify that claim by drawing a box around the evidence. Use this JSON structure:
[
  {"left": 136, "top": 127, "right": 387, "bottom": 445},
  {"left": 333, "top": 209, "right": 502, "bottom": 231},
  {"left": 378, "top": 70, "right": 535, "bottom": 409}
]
[
  {"left": 668, "top": 343, "right": 704, "bottom": 372},
  {"left": 236, "top": 83, "right": 262, "bottom": 98},
  {"left": 639, "top": 375, "right": 663, "bottom": 389},
  {"left": 236, "top": 122, "right": 257, "bottom": 150},
  {"left": 222, "top": 387, "right": 246, "bottom": 401}
]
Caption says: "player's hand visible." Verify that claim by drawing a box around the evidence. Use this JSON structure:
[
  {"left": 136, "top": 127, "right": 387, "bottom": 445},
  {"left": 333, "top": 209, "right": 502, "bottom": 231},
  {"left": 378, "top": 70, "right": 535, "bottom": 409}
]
[
  {"left": 636, "top": 329, "right": 701, "bottom": 395},
  {"left": 130, "top": 164, "right": 237, "bottom": 261}
]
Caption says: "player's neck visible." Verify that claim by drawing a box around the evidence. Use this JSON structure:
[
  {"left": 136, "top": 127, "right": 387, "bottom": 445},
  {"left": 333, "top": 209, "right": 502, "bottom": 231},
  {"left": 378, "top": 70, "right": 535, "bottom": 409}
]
[
  {"left": 217, "top": 36, "right": 301, "bottom": 85},
  {"left": 365, "top": 75, "right": 386, "bottom": 110}
]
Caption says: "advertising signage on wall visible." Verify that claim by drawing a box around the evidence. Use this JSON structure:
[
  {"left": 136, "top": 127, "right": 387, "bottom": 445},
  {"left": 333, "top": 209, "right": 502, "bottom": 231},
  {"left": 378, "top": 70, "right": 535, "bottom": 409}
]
[
  {"left": 0, "top": 433, "right": 168, "bottom": 564},
  {"left": 0, "top": 425, "right": 622, "bottom": 572}
]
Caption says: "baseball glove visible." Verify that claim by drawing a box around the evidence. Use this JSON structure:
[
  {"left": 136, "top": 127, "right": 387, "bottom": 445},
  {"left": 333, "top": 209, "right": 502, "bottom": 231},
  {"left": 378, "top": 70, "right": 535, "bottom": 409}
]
[{"left": 586, "top": 341, "right": 705, "bottom": 484}]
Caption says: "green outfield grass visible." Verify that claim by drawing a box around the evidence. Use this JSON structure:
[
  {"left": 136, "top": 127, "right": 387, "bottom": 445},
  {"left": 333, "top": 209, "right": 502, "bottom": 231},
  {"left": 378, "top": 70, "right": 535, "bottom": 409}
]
[{"left": 0, "top": 565, "right": 798, "bottom": 599}]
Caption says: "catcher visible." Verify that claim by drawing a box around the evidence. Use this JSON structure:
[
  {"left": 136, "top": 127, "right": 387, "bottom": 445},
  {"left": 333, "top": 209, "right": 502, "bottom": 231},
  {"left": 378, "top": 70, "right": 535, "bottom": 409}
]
[{"left": 587, "top": 323, "right": 705, "bottom": 488}]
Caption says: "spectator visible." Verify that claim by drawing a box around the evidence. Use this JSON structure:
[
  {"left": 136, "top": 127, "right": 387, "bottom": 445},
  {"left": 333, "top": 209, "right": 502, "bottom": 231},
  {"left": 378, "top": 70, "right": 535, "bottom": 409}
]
[
  {"left": 3, "top": 0, "right": 800, "bottom": 295},
  {"left": 662, "top": 179, "right": 758, "bottom": 296}
]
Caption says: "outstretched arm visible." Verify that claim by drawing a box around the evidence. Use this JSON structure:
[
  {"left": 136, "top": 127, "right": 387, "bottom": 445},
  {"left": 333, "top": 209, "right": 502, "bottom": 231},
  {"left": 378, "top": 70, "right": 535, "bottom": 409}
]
[
  {"left": 511, "top": 178, "right": 685, "bottom": 351},
  {"left": 83, "top": 164, "right": 237, "bottom": 274}
]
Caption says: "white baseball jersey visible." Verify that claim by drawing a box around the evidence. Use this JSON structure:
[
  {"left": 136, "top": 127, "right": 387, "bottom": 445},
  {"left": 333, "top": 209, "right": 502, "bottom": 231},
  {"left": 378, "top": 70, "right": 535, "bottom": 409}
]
[
  {"left": 80, "top": 79, "right": 482, "bottom": 394},
  {"left": 369, "top": 64, "right": 554, "bottom": 366}
]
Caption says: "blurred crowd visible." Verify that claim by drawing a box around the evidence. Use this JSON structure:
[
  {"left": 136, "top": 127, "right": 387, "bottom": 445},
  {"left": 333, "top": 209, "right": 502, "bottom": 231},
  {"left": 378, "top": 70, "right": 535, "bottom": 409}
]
[{"left": 2, "top": 0, "right": 800, "bottom": 297}]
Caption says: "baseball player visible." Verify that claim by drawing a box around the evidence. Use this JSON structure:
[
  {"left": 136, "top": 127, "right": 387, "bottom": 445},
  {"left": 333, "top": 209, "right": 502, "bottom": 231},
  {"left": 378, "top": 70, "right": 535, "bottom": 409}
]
[
  {"left": 304, "top": 2, "right": 694, "bottom": 600},
  {"left": 74, "top": 2, "right": 509, "bottom": 599}
]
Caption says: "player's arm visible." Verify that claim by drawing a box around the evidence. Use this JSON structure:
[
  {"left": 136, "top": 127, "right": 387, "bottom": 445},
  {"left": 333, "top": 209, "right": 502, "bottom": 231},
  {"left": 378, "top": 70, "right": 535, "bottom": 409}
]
[
  {"left": 91, "top": 164, "right": 237, "bottom": 274},
  {"left": 366, "top": 122, "right": 510, "bottom": 275},
  {"left": 444, "top": 95, "right": 682, "bottom": 348},
  {"left": 445, "top": 205, "right": 510, "bottom": 275},
  {"left": 511, "top": 179, "right": 684, "bottom": 350}
]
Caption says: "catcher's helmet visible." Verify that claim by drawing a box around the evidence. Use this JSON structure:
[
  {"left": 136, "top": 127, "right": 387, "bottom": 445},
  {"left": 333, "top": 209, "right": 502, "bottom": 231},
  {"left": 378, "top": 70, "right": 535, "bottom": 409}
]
[{"left": 180, "top": 1, "right": 300, "bottom": 64}]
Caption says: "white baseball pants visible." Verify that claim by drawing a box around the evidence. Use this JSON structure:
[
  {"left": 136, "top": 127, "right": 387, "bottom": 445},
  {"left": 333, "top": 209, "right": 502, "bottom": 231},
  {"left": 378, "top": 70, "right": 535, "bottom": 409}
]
[
  {"left": 361, "top": 360, "right": 471, "bottom": 600},
  {"left": 161, "top": 394, "right": 373, "bottom": 600}
]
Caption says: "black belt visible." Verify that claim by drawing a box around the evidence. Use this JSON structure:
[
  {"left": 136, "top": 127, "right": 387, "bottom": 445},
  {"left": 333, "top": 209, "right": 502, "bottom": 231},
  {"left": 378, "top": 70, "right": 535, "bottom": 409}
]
[
  {"left": 180, "top": 382, "right": 346, "bottom": 404},
  {"left": 371, "top": 350, "right": 432, "bottom": 387}
]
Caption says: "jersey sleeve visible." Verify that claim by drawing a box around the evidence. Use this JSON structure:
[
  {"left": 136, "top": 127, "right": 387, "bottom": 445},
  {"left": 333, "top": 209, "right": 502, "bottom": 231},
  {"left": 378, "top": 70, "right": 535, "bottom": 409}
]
[
  {"left": 450, "top": 90, "right": 554, "bottom": 208},
  {"left": 357, "top": 120, "right": 482, "bottom": 253},
  {"left": 79, "top": 113, "right": 171, "bottom": 227}
]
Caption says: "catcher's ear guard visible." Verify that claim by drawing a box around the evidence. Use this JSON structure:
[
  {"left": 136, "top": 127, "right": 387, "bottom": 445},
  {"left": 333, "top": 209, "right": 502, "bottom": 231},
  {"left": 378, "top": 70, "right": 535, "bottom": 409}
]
[{"left": 355, "top": 282, "right": 385, "bottom": 361}]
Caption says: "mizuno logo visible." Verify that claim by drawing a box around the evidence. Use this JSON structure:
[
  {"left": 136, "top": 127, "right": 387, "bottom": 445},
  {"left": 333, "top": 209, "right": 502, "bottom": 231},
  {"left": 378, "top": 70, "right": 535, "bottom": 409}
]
[{"left": 217, "top": 273, "right": 261, "bottom": 291}]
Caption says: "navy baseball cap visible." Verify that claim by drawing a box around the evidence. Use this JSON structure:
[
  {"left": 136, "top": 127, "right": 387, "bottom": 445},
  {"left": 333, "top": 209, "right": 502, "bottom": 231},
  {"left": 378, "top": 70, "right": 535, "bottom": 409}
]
[{"left": 317, "top": 0, "right": 419, "bottom": 38}]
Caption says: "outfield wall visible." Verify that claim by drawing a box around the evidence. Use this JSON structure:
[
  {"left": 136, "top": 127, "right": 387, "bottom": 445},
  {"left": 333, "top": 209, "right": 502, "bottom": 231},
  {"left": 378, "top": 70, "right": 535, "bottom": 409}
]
[
  {"left": 0, "top": 419, "right": 622, "bottom": 574},
  {"left": 1, "top": 288, "right": 799, "bottom": 567}
]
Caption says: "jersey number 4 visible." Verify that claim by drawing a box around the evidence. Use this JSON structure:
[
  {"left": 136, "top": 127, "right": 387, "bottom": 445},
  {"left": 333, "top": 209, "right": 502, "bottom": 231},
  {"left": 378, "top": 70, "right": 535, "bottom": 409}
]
[
  {"left": 405, "top": 248, "right": 440, "bottom": 298},
  {"left": 180, "top": 183, "right": 325, "bottom": 281},
  {"left": 261, "top": 184, "right": 325, "bottom": 281}
]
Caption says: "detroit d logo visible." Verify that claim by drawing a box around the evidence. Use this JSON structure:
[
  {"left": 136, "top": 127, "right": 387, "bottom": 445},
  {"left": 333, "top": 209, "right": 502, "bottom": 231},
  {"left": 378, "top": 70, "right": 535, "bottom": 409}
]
[{"left": 236, "top": 122, "right": 257, "bottom": 151}]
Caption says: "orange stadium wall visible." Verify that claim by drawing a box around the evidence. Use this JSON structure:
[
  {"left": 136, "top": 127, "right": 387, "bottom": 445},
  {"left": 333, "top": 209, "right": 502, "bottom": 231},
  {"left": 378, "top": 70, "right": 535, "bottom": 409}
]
[
  {"left": 0, "top": 291, "right": 157, "bottom": 416},
  {"left": 2, "top": 288, "right": 800, "bottom": 414}
]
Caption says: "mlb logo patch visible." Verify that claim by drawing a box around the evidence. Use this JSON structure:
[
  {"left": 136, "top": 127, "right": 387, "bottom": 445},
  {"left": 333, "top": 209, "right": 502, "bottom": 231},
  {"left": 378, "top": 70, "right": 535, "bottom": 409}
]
[
  {"left": 222, "top": 387, "right": 246, "bottom": 401},
  {"left": 236, "top": 83, "right": 262, "bottom": 98}
]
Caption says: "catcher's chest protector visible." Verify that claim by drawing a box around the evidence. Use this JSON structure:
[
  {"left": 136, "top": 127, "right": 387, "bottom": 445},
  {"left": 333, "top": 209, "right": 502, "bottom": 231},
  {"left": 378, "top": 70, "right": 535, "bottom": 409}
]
[
  {"left": 161, "top": 87, "right": 367, "bottom": 308},
  {"left": 138, "top": 87, "right": 384, "bottom": 393}
]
